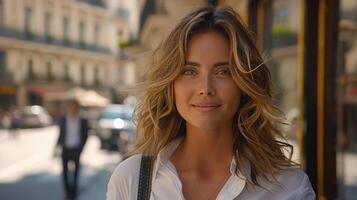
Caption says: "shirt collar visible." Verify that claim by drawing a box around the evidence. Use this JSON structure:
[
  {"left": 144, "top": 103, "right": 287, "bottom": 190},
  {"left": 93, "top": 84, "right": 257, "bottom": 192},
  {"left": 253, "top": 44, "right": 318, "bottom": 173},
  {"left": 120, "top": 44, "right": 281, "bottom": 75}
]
[
  {"left": 152, "top": 139, "right": 251, "bottom": 198},
  {"left": 231, "top": 154, "right": 252, "bottom": 182},
  {"left": 153, "top": 139, "right": 182, "bottom": 180}
]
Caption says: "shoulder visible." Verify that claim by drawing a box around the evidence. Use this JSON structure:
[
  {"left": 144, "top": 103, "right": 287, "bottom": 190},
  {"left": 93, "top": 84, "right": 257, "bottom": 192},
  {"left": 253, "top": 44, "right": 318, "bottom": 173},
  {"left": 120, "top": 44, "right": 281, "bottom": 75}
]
[
  {"left": 111, "top": 154, "right": 142, "bottom": 180},
  {"left": 276, "top": 167, "right": 310, "bottom": 185},
  {"left": 107, "top": 154, "right": 143, "bottom": 200},
  {"left": 58, "top": 117, "right": 66, "bottom": 126},
  {"left": 241, "top": 167, "right": 315, "bottom": 199},
  {"left": 273, "top": 167, "right": 315, "bottom": 198}
]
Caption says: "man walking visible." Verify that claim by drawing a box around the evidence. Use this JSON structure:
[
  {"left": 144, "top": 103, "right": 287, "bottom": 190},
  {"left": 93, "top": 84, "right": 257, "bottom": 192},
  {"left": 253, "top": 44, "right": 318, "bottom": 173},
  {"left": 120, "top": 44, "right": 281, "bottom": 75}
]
[{"left": 56, "top": 100, "right": 88, "bottom": 200}]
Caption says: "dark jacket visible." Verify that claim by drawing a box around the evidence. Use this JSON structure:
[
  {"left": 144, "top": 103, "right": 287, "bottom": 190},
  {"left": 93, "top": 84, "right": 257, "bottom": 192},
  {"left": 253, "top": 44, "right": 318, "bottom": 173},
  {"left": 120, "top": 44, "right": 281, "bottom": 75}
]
[{"left": 57, "top": 116, "right": 88, "bottom": 152}]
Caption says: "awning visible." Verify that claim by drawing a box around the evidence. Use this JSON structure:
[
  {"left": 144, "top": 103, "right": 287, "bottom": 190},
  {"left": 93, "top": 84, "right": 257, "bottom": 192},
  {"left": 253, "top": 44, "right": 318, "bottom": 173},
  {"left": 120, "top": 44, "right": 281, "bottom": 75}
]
[
  {"left": 44, "top": 87, "right": 110, "bottom": 107},
  {"left": 29, "top": 85, "right": 67, "bottom": 96}
]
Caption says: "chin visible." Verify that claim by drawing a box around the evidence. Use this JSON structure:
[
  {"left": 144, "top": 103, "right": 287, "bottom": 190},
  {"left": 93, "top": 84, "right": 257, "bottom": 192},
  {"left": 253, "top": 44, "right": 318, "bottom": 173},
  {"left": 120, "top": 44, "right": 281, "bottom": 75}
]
[{"left": 186, "top": 120, "right": 224, "bottom": 130}]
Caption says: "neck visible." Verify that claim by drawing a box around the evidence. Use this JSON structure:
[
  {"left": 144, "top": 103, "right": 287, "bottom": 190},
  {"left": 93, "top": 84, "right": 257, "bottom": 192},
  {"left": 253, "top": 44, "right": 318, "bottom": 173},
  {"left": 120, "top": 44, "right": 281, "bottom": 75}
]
[
  {"left": 68, "top": 113, "right": 78, "bottom": 118},
  {"left": 171, "top": 124, "right": 234, "bottom": 174}
]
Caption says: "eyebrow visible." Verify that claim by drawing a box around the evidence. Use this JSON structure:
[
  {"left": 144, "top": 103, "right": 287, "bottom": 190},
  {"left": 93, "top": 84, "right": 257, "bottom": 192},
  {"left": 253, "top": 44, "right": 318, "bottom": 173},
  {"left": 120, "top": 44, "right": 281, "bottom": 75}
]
[{"left": 184, "top": 61, "right": 230, "bottom": 68}]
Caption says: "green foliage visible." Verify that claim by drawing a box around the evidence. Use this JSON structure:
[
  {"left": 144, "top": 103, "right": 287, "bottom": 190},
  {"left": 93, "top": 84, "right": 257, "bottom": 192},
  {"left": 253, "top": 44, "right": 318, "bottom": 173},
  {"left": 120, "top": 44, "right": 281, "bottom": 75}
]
[
  {"left": 272, "top": 24, "right": 295, "bottom": 38},
  {"left": 80, "top": 41, "right": 87, "bottom": 48},
  {"left": 119, "top": 39, "right": 130, "bottom": 48},
  {"left": 64, "top": 38, "right": 71, "bottom": 46},
  {"left": 46, "top": 35, "right": 53, "bottom": 43},
  {"left": 25, "top": 30, "right": 33, "bottom": 39}
]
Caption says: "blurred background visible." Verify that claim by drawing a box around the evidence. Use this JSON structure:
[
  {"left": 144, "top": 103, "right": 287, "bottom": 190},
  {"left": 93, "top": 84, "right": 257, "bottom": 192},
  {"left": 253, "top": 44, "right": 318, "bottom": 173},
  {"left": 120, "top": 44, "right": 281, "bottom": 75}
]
[{"left": 0, "top": 0, "right": 356, "bottom": 199}]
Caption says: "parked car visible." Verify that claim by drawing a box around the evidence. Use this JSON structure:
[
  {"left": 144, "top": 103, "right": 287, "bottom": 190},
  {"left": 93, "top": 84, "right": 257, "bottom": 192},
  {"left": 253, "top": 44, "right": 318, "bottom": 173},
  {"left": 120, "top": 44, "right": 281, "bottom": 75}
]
[
  {"left": 96, "top": 104, "right": 136, "bottom": 153},
  {"left": 79, "top": 107, "right": 104, "bottom": 136},
  {"left": 20, "top": 105, "right": 53, "bottom": 128}
]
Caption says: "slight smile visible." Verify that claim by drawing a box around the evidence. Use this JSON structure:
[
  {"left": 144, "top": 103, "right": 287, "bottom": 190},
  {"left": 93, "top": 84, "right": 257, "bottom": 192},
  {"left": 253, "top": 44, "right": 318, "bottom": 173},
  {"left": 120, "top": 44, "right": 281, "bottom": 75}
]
[{"left": 191, "top": 103, "right": 221, "bottom": 112}]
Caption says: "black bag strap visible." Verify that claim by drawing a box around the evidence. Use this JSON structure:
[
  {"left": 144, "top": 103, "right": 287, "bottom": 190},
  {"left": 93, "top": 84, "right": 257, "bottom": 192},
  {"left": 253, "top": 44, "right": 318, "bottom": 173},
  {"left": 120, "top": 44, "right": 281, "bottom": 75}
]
[{"left": 137, "top": 154, "right": 154, "bottom": 200}]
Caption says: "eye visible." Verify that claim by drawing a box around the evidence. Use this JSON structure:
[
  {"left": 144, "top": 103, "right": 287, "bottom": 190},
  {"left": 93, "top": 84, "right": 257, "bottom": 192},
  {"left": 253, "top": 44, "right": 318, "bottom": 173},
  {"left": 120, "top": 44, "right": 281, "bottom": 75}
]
[
  {"left": 182, "top": 67, "right": 197, "bottom": 75},
  {"left": 216, "top": 68, "right": 231, "bottom": 76}
]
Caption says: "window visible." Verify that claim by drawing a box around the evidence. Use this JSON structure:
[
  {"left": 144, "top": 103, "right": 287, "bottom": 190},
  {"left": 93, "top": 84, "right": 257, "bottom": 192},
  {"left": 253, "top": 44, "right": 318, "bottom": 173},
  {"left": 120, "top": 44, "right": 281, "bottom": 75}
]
[
  {"left": 28, "top": 59, "right": 35, "bottom": 80},
  {"left": 24, "top": 7, "right": 32, "bottom": 37},
  {"left": 80, "top": 64, "right": 85, "bottom": 84},
  {"left": 0, "top": 0, "right": 4, "bottom": 26},
  {"left": 94, "top": 65, "right": 100, "bottom": 85},
  {"left": 274, "top": 6, "right": 289, "bottom": 25},
  {"left": 44, "top": 12, "right": 52, "bottom": 41},
  {"left": 64, "top": 63, "right": 70, "bottom": 81},
  {"left": 79, "top": 21, "right": 85, "bottom": 47},
  {"left": 0, "top": 51, "right": 5, "bottom": 72},
  {"left": 337, "top": 0, "right": 357, "bottom": 198},
  {"left": 265, "top": 0, "right": 300, "bottom": 163},
  {"left": 46, "top": 61, "right": 53, "bottom": 81},
  {"left": 94, "top": 23, "right": 100, "bottom": 46},
  {"left": 63, "top": 17, "right": 69, "bottom": 44}
]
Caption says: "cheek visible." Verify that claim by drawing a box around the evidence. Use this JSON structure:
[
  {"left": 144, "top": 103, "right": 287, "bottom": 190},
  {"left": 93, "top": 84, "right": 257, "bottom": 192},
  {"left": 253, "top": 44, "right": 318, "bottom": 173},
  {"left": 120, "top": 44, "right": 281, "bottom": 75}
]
[
  {"left": 221, "top": 84, "right": 241, "bottom": 109},
  {"left": 173, "top": 80, "right": 187, "bottom": 106},
  {"left": 174, "top": 79, "right": 192, "bottom": 98},
  {"left": 232, "top": 94, "right": 241, "bottom": 111},
  {"left": 173, "top": 80, "right": 193, "bottom": 118}
]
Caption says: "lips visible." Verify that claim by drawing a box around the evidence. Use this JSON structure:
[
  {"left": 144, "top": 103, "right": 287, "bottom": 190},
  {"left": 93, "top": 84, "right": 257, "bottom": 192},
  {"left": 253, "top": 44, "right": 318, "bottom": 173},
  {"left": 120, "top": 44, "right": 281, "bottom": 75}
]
[{"left": 191, "top": 103, "right": 221, "bottom": 112}]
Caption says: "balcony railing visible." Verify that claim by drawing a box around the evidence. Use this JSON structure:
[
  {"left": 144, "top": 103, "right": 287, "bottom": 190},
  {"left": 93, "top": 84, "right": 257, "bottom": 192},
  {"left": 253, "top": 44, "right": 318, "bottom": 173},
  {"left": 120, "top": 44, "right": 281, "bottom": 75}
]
[{"left": 0, "top": 27, "right": 112, "bottom": 54}]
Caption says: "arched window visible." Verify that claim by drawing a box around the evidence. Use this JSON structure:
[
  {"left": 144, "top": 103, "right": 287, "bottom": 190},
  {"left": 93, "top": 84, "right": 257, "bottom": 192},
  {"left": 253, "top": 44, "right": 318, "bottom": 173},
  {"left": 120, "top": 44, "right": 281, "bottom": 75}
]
[
  {"left": 28, "top": 59, "right": 35, "bottom": 80},
  {"left": 46, "top": 61, "right": 53, "bottom": 81},
  {"left": 64, "top": 63, "right": 70, "bottom": 82},
  {"left": 80, "top": 64, "right": 85, "bottom": 85}
]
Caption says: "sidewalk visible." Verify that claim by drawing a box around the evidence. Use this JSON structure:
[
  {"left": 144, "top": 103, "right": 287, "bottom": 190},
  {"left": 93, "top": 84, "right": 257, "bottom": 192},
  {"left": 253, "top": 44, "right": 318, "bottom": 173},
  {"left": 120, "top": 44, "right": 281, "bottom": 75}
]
[
  {"left": 0, "top": 160, "right": 118, "bottom": 200},
  {"left": 0, "top": 129, "right": 10, "bottom": 142},
  {"left": 0, "top": 129, "right": 121, "bottom": 200}
]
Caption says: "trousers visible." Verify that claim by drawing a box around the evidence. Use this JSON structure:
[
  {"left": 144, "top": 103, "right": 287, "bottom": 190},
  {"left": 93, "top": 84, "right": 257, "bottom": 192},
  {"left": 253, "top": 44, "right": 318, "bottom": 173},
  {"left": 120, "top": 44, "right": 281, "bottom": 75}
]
[{"left": 61, "top": 147, "right": 82, "bottom": 197}]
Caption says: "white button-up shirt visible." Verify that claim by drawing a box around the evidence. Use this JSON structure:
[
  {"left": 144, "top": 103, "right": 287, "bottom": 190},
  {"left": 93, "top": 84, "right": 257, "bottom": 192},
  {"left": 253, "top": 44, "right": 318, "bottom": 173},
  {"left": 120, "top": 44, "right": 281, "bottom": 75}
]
[
  {"left": 107, "top": 140, "right": 315, "bottom": 200},
  {"left": 64, "top": 115, "right": 81, "bottom": 148}
]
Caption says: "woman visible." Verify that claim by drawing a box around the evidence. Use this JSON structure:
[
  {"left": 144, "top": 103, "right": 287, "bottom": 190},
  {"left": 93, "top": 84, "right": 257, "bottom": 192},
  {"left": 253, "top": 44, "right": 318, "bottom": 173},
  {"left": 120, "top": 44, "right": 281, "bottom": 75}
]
[{"left": 107, "top": 6, "right": 315, "bottom": 200}]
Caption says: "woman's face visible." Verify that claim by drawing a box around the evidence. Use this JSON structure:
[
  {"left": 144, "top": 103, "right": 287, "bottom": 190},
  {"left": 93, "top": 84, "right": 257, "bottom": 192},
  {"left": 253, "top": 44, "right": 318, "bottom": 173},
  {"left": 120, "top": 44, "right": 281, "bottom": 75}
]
[{"left": 174, "top": 31, "right": 241, "bottom": 130}]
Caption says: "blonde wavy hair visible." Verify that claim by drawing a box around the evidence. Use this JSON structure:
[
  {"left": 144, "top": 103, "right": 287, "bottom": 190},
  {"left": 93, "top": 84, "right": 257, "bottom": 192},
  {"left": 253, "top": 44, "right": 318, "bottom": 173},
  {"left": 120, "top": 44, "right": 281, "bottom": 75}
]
[{"left": 132, "top": 6, "right": 297, "bottom": 186}]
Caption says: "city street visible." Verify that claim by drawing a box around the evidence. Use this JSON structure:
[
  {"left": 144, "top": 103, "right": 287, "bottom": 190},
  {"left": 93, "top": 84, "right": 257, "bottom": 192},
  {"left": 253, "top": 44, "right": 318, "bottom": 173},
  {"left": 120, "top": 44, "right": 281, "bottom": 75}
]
[
  {"left": 0, "top": 126, "right": 122, "bottom": 200},
  {"left": 0, "top": 126, "right": 357, "bottom": 199}
]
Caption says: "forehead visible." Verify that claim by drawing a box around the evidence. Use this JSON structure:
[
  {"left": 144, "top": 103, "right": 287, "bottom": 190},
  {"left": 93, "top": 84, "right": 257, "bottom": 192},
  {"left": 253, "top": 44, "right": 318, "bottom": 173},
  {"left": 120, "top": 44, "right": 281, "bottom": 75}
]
[{"left": 186, "top": 31, "right": 230, "bottom": 61}]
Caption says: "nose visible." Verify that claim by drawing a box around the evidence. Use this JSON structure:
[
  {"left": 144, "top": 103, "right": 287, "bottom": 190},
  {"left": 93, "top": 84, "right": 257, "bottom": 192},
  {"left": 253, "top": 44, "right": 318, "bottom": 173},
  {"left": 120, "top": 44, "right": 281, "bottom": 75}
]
[{"left": 198, "top": 74, "right": 216, "bottom": 96}]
